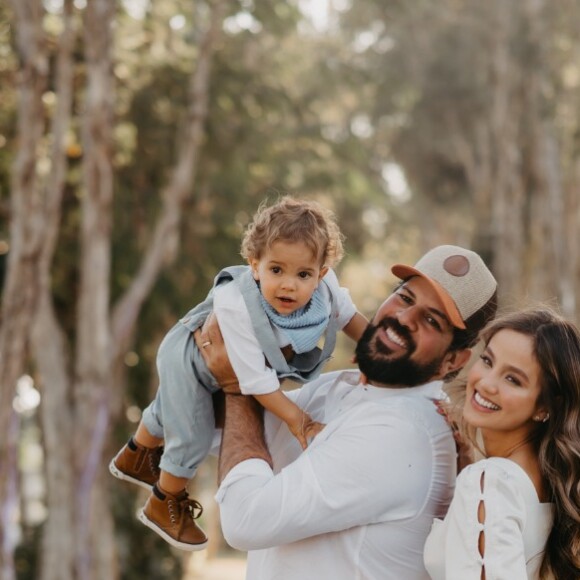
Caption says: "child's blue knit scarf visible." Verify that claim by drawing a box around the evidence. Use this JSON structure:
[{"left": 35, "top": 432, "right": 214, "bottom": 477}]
[{"left": 259, "top": 286, "right": 330, "bottom": 354}]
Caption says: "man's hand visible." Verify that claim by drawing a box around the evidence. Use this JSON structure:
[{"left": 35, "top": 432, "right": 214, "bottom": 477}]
[{"left": 194, "top": 313, "right": 240, "bottom": 394}]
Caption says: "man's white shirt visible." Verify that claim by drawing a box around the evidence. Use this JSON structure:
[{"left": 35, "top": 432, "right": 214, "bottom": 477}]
[{"left": 216, "top": 370, "right": 457, "bottom": 580}]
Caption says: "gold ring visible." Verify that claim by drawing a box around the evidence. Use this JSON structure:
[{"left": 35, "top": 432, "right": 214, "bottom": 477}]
[{"left": 201, "top": 341, "right": 212, "bottom": 348}]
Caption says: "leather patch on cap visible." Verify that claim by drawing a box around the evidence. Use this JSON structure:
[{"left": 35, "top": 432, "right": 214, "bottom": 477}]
[{"left": 443, "top": 255, "right": 470, "bottom": 277}]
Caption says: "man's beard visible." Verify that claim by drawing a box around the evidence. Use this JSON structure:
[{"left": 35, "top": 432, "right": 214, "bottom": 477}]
[{"left": 355, "top": 317, "right": 444, "bottom": 387}]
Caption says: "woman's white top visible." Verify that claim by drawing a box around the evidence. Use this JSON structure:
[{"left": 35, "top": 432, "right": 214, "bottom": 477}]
[{"left": 424, "top": 457, "right": 553, "bottom": 580}]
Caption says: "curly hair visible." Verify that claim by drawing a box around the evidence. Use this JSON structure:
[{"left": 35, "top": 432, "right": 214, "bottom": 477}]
[
  {"left": 446, "top": 307, "right": 580, "bottom": 578},
  {"left": 240, "top": 196, "right": 344, "bottom": 267}
]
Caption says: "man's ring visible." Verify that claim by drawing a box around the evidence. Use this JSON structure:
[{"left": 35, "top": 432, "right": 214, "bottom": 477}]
[{"left": 201, "top": 341, "right": 212, "bottom": 348}]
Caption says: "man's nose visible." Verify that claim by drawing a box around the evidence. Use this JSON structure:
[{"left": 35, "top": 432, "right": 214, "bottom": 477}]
[{"left": 396, "top": 305, "right": 418, "bottom": 330}]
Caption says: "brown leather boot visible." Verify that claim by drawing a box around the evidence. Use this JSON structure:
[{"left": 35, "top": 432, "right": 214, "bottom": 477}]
[
  {"left": 109, "top": 437, "right": 163, "bottom": 490},
  {"left": 138, "top": 484, "right": 208, "bottom": 551}
]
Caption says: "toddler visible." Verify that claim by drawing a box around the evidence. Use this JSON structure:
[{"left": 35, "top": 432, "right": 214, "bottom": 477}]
[{"left": 109, "top": 196, "right": 368, "bottom": 551}]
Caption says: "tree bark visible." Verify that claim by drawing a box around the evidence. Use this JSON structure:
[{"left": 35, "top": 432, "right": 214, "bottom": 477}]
[
  {"left": 4, "top": 1, "right": 226, "bottom": 577},
  {"left": 0, "top": 1, "right": 47, "bottom": 577},
  {"left": 521, "top": 0, "right": 564, "bottom": 303},
  {"left": 29, "top": 1, "right": 77, "bottom": 578},
  {"left": 73, "top": 1, "right": 115, "bottom": 578}
]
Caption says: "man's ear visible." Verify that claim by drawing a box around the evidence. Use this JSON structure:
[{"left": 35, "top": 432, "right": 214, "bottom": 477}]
[{"left": 437, "top": 348, "right": 472, "bottom": 380}]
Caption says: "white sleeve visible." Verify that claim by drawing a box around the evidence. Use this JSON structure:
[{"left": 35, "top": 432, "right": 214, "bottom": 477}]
[
  {"left": 321, "top": 269, "right": 357, "bottom": 329},
  {"left": 213, "top": 284, "right": 280, "bottom": 396},
  {"left": 437, "top": 461, "right": 528, "bottom": 580},
  {"left": 216, "top": 403, "right": 434, "bottom": 550}
]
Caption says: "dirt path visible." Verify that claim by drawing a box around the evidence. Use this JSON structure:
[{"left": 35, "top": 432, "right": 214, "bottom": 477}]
[{"left": 185, "top": 554, "right": 247, "bottom": 580}]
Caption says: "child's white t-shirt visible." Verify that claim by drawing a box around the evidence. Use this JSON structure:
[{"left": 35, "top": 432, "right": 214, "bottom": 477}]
[{"left": 212, "top": 269, "right": 357, "bottom": 396}]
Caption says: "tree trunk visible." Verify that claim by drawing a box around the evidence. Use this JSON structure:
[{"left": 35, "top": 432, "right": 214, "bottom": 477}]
[
  {"left": 4, "top": 1, "right": 226, "bottom": 577},
  {"left": 521, "top": 0, "right": 564, "bottom": 303},
  {"left": 487, "top": 0, "right": 527, "bottom": 304},
  {"left": 73, "top": 1, "right": 116, "bottom": 578},
  {"left": 0, "top": 1, "right": 47, "bottom": 577},
  {"left": 30, "top": 1, "right": 77, "bottom": 577}
]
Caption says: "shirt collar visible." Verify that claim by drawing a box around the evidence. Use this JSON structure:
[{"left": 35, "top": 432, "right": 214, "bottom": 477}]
[{"left": 333, "top": 369, "right": 444, "bottom": 400}]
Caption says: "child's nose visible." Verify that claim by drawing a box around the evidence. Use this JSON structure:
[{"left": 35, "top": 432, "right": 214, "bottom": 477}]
[{"left": 281, "top": 276, "right": 296, "bottom": 290}]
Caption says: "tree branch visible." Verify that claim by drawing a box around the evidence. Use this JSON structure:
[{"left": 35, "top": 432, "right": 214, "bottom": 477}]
[{"left": 111, "top": 0, "right": 226, "bottom": 359}]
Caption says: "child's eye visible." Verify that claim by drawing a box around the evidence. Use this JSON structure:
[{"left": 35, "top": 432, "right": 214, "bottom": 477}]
[
  {"left": 271, "top": 266, "right": 282, "bottom": 274},
  {"left": 298, "top": 271, "right": 312, "bottom": 279}
]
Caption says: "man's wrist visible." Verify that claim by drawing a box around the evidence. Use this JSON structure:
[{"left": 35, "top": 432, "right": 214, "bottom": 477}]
[{"left": 221, "top": 380, "right": 243, "bottom": 394}]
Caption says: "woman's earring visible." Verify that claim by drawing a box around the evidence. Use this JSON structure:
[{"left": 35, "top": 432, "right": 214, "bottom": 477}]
[{"left": 533, "top": 413, "right": 549, "bottom": 423}]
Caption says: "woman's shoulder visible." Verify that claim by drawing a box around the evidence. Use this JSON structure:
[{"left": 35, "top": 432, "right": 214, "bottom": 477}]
[{"left": 458, "top": 457, "right": 543, "bottom": 506}]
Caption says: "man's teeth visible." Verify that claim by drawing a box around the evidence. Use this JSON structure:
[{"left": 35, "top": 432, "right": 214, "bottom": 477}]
[
  {"left": 474, "top": 391, "right": 500, "bottom": 410},
  {"left": 386, "top": 327, "right": 407, "bottom": 348}
]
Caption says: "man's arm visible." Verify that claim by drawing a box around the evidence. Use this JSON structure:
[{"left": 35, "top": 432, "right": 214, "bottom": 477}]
[
  {"left": 218, "top": 394, "right": 272, "bottom": 483},
  {"left": 215, "top": 407, "right": 438, "bottom": 551},
  {"left": 196, "top": 315, "right": 443, "bottom": 551}
]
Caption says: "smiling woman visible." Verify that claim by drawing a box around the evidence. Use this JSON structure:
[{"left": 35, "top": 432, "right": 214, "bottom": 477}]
[
  {"left": 463, "top": 328, "right": 546, "bottom": 443},
  {"left": 424, "top": 307, "right": 580, "bottom": 580}
]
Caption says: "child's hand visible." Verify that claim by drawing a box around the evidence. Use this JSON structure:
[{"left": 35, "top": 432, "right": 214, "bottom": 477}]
[
  {"left": 304, "top": 419, "right": 325, "bottom": 442},
  {"left": 432, "top": 398, "right": 474, "bottom": 472},
  {"left": 288, "top": 412, "right": 326, "bottom": 450}
]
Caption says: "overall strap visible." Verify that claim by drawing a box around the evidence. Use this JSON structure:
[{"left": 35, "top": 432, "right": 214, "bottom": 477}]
[{"left": 233, "top": 267, "right": 292, "bottom": 374}]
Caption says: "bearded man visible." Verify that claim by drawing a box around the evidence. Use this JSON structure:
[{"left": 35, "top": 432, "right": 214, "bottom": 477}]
[{"left": 197, "top": 245, "right": 498, "bottom": 580}]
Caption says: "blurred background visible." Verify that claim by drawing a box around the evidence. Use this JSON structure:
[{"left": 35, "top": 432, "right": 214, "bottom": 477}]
[{"left": 1, "top": 0, "right": 579, "bottom": 578}]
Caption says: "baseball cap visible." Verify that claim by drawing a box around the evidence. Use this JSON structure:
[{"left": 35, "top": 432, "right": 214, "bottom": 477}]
[{"left": 391, "top": 245, "right": 498, "bottom": 334}]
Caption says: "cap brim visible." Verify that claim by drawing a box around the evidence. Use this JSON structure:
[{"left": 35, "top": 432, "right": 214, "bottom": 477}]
[{"left": 391, "top": 264, "right": 466, "bottom": 330}]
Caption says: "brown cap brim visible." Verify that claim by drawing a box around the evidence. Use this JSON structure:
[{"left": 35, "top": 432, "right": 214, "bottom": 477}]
[{"left": 391, "top": 264, "right": 466, "bottom": 329}]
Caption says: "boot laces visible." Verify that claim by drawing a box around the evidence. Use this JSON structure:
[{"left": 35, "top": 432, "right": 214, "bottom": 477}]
[
  {"left": 180, "top": 497, "right": 203, "bottom": 521},
  {"left": 167, "top": 495, "right": 204, "bottom": 531},
  {"left": 148, "top": 446, "right": 163, "bottom": 477}
]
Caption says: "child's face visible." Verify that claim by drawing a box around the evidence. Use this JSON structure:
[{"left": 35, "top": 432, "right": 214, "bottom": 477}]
[{"left": 249, "top": 240, "right": 328, "bottom": 316}]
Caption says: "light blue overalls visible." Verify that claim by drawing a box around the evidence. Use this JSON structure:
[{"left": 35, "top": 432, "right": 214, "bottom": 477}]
[{"left": 141, "top": 266, "right": 340, "bottom": 479}]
